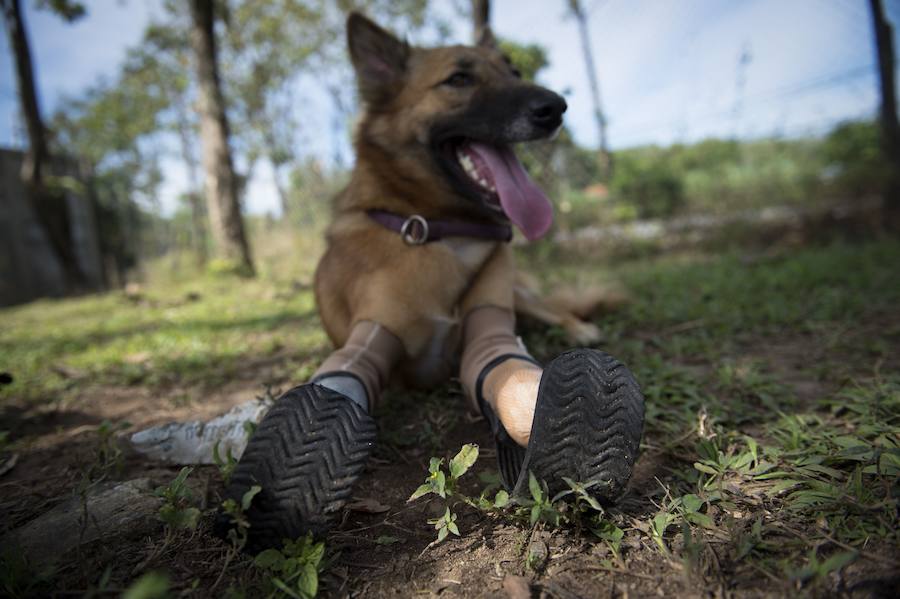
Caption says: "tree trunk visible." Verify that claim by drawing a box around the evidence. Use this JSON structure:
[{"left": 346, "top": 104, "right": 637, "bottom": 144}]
[
  {"left": 471, "top": 0, "right": 490, "bottom": 45},
  {"left": 272, "top": 163, "right": 291, "bottom": 220},
  {"left": 568, "top": 0, "right": 613, "bottom": 180},
  {"left": 174, "top": 98, "right": 208, "bottom": 267},
  {"left": 188, "top": 0, "right": 254, "bottom": 275},
  {"left": 869, "top": 0, "right": 900, "bottom": 224},
  {"left": 2, "top": 0, "right": 86, "bottom": 289}
]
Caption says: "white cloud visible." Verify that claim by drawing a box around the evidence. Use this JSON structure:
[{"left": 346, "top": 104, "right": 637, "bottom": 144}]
[
  {"left": 1, "top": 0, "right": 896, "bottom": 216},
  {"left": 493, "top": 0, "right": 883, "bottom": 149}
]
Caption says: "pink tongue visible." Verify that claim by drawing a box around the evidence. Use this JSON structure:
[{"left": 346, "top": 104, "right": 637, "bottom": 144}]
[{"left": 469, "top": 142, "right": 554, "bottom": 241}]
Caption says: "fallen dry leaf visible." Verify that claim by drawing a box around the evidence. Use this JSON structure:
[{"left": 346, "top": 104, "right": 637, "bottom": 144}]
[{"left": 346, "top": 497, "right": 391, "bottom": 514}]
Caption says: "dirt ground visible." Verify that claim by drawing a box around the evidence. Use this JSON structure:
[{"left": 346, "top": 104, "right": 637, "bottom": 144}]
[
  {"left": 2, "top": 237, "right": 899, "bottom": 598},
  {"left": 1, "top": 324, "right": 896, "bottom": 598}
]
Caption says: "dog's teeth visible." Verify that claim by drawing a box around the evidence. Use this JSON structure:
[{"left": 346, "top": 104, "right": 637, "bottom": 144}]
[
  {"left": 457, "top": 150, "right": 495, "bottom": 191},
  {"left": 460, "top": 155, "right": 479, "bottom": 179}
]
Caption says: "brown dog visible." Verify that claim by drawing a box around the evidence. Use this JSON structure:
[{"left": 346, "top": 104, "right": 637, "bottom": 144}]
[
  {"left": 315, "top": 14, "right": 614, "bottom": 390},
  {"left": 220, "top": 13, "right": 643, "bottom": 551}
]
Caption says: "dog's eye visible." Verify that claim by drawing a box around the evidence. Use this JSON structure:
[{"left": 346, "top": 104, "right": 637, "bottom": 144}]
[{"left": 443, "top": 72, "right": 474, "bottom": 87}]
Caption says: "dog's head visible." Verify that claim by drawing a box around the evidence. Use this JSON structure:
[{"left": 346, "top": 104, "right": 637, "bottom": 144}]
[{"left": 348, "top": 13, "right": 566, "bottom": 240}]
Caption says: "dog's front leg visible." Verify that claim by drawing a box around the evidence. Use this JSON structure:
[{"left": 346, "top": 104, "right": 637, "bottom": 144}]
[
  {"left": 311, "top": 319, "right": 405, "bottom": 413},
  {"left": 458, "top": 244, "right": 543, "bottom": 448},
  {"left": 458, "top": 245, "right": 645, "bottom": 502}
]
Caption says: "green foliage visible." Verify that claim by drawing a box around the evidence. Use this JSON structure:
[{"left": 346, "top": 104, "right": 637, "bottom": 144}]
[
  {"left": 497, "top": 39, "right": 549, "bottom": 81},
  {"left": 221, "top": 485, "right": 263, "bottom": 551},
  {"left": 155, "top": 467, "right": 201, "bottom": 532},
  {"left": 524, "top": 472, "right": 562, "bottom": 527},
  {"left": 122, "top": 572, "right": 170, "bottom": 599},
  {"left": 35, "top": 0, "right": 86, "bottom": 22},
  {"left": 409, "top": 443, "right": 479, "bottom": 502},
  {"left": 821, "top": 120, "right": 890, "bottom": 195},
  {"left": 584, "top": 122, "right": 883, "bottom": 224},
  {"left": 0, "top": 550, "right": 56, "bottom": 599},
  {"left": 0, "top": 274, "right": 326, "bottom": 406},
  {"left": 213, "top": 440, "right": 239, "bottom": 484},
  {"left": 207, "top": 258, "right": 256, "bottom": 279},
  {"left": 611, "top": 151, "right": 685, "bottom": 219},
  {"left": 408, "top": 444, "right": 479, "bottom": 543},
  {"left": 79, "top": 419, "right": 129, "bottom": 484},
  {"left": 429, "top": 507, "right": 460, "bottom": 543},
  {"left": 787, "top": 550, "right": 858, "bottom": 585},
  {"left": 254, "top": 534, "right": 326, "bottom": 599}
]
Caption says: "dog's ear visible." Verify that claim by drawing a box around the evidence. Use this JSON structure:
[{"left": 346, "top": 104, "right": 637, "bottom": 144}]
[{"left": 347, "top": 12, "right": 410, "bottom": 105}]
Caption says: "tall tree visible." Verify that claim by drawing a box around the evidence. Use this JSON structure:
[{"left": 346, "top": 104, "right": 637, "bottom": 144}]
[
  {"left": 471, "top": 0, "right": 490, "bottom": 44},
  {"left": 869, "top": 0, "right": 900, "bottom": 223},
  {"left": 224, "top": 0, "right": 322, "bottom": 220},
  {"left": 1, "top": 0, "right": 88, "bottom": 289},
  {"left": 188, "top": 0, "right": 254, "bottom": 275},
  {"left": 141, "top": 23, "right": 208, "bottom": 264},
  {"left": 223, "top": 0, "right": 433, "bottom": 221},
  {"left": 568, "top": 0, "right": 612, "bottom": 180},
  {"left": 51, "top": 50, "right": 170, "bottom": 285}
]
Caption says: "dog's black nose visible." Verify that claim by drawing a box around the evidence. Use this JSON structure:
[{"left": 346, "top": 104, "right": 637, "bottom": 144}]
[{"left": 528, "top": 92, "right": 567, "bottom": 128}]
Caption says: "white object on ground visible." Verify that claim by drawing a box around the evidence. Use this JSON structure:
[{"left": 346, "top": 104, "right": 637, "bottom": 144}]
[{"left": 128, "top": 398, "right": 273, "bottom": 464}]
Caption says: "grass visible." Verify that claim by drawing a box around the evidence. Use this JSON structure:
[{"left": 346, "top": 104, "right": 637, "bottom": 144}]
[
  {"left": 0, "top": 277, "right": 328, "bottom": 405},
  {"left": 1, "top": 235, "right": 899, "bottom": 596}
]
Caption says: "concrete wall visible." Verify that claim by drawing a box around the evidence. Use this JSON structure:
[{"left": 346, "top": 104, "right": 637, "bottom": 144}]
[{"left": 0, "top": 148, "right": 104, "bottom": 306}]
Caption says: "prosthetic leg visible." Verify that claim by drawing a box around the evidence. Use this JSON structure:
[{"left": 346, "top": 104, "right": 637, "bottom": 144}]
[
  {"left": 460, "top": 305, "right": 645, "bottom": 501},
  {"left": 218, "top": 320, "right": 404, "bottom": 550}
]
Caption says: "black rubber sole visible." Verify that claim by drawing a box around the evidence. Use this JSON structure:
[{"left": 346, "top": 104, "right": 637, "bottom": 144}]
[
  {"left": 215, "top": 383, "right": 375, "bottom": 552},
  {"left": 494, "top": 349, "right": 644, "bottom": 503}
]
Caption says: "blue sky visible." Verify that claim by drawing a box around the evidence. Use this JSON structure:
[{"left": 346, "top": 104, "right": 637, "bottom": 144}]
[{"left": 1, "top": 0, "right": 898, "bottom": 215}]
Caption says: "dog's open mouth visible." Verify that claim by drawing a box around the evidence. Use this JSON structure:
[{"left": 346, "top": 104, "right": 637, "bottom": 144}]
[{"left": 444, "top": 140, "right": 554, "bottom": 241}]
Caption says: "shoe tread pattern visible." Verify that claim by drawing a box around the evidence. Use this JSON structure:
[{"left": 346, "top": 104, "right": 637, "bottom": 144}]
[
  {"left": 514, "top": 349, "right": 644, "bottom": 502},
  {"left": 216, "top": 384, "right": 375, "bottom": 551}
]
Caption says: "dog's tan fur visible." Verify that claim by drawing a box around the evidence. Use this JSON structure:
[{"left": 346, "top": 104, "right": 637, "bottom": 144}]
[{"left": 314, "top": 15, "right": 618, "bottom": 389}]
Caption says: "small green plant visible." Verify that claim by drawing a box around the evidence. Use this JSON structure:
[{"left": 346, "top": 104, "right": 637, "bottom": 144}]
[
  {"left": 213, "top": 440, "right": 239, "bottom": 484},
  {"left": 122, "top": 571, "right": 170, "bottom": 599},
  {"left": 408, "top": 444, "right": 479, "bottom": 544},
  {"left": 254, "top": 534, "right": 326, "bottom": 598},
  {"left": 787, "top": 549, "right": 858, "bottom": 586},
  {"left": 221, "top": 485, "right": 262, "bottom": 551},
  {"left": 156, "top": 467, "right": 201, "bottom": 532},
  {"left": 82, "top": 420, "right": 130, "bottom": 483},
  {"left": 428, "top": 507, "right": 460, "bottom": 544},
  {"left": 409, "top": 443, "right": 627, "bottom": 554},
  {"left": 517, "top": 473, "right": 563, "bottom": 527},
  {"left": 133, "top": 468, "right": 201, "bottom": 574},
  {"left": 591, "top": 518, "right": 625, "bottom": 564}
]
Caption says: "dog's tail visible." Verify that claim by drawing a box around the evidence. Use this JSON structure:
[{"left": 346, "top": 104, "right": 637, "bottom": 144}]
[{"left": 514, "top": 271, "right": 629, "bottom": 345}]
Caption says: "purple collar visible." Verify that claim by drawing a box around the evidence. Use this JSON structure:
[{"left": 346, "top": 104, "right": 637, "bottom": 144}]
[{"left": 366, "top": 209, "right": 512, "bottom": 245}]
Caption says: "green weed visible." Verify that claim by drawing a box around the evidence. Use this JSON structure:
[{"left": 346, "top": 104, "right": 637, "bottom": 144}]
[
  {"left": 408, "top": 444, "right": 479, "bottom": 544},
  {"left": 122, "top": 571, "right": 170, "bottom": 599},
  {"left": 254, "top": 534, "right": 326, "bottom": 599},
  {"left": 220, "top": 486, "right": 263, "bottom": 552},
  {"left": 213, "top": 440, "right": 239, "bottom": 484},
  {"left": 155, "top": 467, "right": 201, "bottom": 533}
]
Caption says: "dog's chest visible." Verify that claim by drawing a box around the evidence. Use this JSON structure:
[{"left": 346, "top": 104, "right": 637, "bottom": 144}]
[
  {"left": 406, "top": 238, "right": 496, "bottom": 386},
  {"left": 441, "top": 238, "right": 496, "bottom": 273}
]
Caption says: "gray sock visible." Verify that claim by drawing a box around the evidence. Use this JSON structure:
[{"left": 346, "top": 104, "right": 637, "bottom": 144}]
[{"left": 313, "top": 374, "right": 369, "bottom": 413}]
